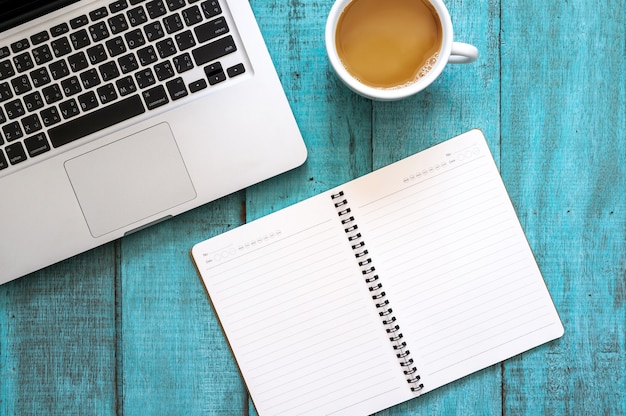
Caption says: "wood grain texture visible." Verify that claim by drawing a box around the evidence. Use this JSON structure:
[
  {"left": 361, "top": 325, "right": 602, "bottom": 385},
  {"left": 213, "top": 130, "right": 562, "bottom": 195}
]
[
  {"left": 118, "top": 193, "right": 247, "bottom": 415},
  {"left": 0, "top": 245, "right": 116, "bottom": 415},
  {"left": 500, "top": 0, "right": 625, "bottom": 415}
]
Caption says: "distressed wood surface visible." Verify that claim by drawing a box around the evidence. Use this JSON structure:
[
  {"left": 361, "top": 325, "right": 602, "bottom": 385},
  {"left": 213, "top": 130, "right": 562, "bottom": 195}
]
[{"left": 0, "top": 0, "right": 624, "bottom": 415}]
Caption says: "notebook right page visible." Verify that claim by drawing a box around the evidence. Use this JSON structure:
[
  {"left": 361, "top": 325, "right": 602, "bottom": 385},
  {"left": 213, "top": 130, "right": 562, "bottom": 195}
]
[{"left": 345, "top": 129, "right": 564, "bottom": 394}]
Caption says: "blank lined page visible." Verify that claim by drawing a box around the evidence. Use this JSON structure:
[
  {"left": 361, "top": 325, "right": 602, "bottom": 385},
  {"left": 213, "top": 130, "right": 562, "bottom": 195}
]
[
  {"left": 345, "top": 131, "right": 564, "bottom": 393},
  {"left": 192, "top": 196, "right": 411, "bottom": 416}
]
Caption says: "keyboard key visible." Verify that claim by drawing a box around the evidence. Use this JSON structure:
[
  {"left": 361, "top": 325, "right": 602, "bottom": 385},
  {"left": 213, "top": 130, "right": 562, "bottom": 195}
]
[
  {"left": 125, "top": 29, "right": 146, "bottom": 49},
  {"left": 5, "top": 142, "right": 27, "bottom": 165},
  {"left": 166, "top": 77, "right": 187, "bottom": 100},
  {"left": 49, "top": 60, "right": 70, "bottom": 80},
  {"left": 175, "top": 30, "right": 196, "bottom": 51},
  {"left": 59, "top": 98, "right": 80, "bottom": 119},
  {"left": 2, "top": 120, "right": 23, "bottom": 141},
  {"left": 90, "top": 7, "right": 109, "bottom": 21},
  {"left": 226, "top": 63, "right": 245, "bottom": 78},
  {"left": 30, "top": 67, "right": 51, "bottom": 88},
  {"left": 194, "top": 17, "right": 228, "bottom": 43},
  {"left": 5, "top": 99, "right": 25, "bottom": 119},
  {"left": 78, "top": 90, "right": 99, "bottom": 111},
  {"left": 89, "top": 22, "right": 110, "bottom": 42},
  {"left": 156, "top": 38, "right": 177, "bottom": 58},
  {"left": 172, "top": 52, "right": 193, "bottom": 73},
  {"left": 21, "top": 113, "right": 42, "bottom": 135},
  {"left": 166, "top": 0, "right": 186, "bottom": 11},
  {"left": 68, "top": 52, "right": 89, "bottom": 72},
  {"left": 70, "top": 29, "right": 91, "bottom": 50},
  {"left": 118, "top": 53, "right": 139, "bottom": 73},
  {"left": 137, "top": 45, "right": 158, "bottom": 66},
  {"left": 0, "top": 107, "right": 5, "bottom": 123},
  {"left": 30, "top": 31, "right": 50, "bottom": 45},
  {"left": 80, "top": 68, "right": 101, "bottom": 88},
  {"left": 192, "top": 35, "right": 236, "bottom": 66},
  {"left": 0, "top": 82, "right": 13, "bottom": 102},
  {"left": 42, "top": 84, "right": 63, "bottom": 104},
  {"left": 109, "top": 0, "right": 128, "bottom": 13},
  {"left": 97, "top": 83, "right": 118, "bottom": 104},
  {"left": 10, "top": 39, "right": 29, "bottom": 53},
  {"left": 23, "top": 91, "right": 45, "bottom": 112},
  {"left": 99, "top": 61, "right": 120, "bottom": 81},
  {"left": 13, "top": 52, "right": 34, "bottom": 73},
  {"left": 188, "top": 78, "right": 207, "bottom": 93},
  {"left": 135, "top": 68, "right": 155, "bottom": 88},
  {"left": 127, "top": 6, "right": 148, "bottom": 26},
  {"left": 61, "top": 76, "right": 82, "bottom": 96},
  {"left": 108, "top": 14, "right": 129, "bottom": 34},
  {"left": 40, "top": 107, "right": 62, "bottom": 126},
  {"left": 32, "top": 45, "right": 53, "bottom": 65},
  {"left": 11, "top": 75, "right": 32, "bottom": 95},
  {"left": 106, "top": 36, "right": 127, "bottom": 57},
  {"left": 24, "top": 133, "right": 51, "bottom": 157},
  {"left": 48, "top": 95, "right": 145, "bottom": 148},
  {"left": 182, "top": 5, "right": 203, "bottom": 26},
  {"left": 154, "top": 60, "right": 174, "bottom": 80},
  {"left": 146, "top": 0, "right": 167, "bottom": 19},
  {"left": 163, "top": 14, "right": 184, "bottom": 34},
  {"left": 144, "top": 21, "right": 165, "bottom": 42},
  {"left": 201, "top": 0, "right": 221, "bottom": 18},
  {"left": 51, "top": 37, "right": 72, "bottom": 57},
  {"left": 86, "top": 44, "right": 107, "bottom": 64},
  {"left": 0, "top": 150, "right": 8, "bottom": 170},
  {"left": 0, "top": 47, "right": 9, "bottom": 59},
  {"left": 51, "top": 23, "right": 70, "bottom": 37},
  {"left": 204, "top": 62, "right": 225, "bottom": 85},
  {"left": 142, "top": 85, "right": 168, "bottom": 110},
  {"left": 0, "top": 60, "right": 15, "bottom": 80},
  {"left": 70, "top": 15, "right": 90, "bottom": 29},
  {"left": 115, "top": 75, "right": 137, "bottom": 96}
]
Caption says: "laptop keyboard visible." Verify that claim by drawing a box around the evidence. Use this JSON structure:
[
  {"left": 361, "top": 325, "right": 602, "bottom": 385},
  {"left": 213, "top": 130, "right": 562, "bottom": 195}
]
[{"left": 0, "top": 0, "right": 246, "bottom": 171}]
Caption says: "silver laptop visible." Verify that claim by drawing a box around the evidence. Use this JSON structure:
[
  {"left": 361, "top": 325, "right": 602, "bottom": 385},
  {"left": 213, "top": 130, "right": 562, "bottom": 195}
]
[{"left": 0, "top": 0, "right": 307, "bottom": 284}]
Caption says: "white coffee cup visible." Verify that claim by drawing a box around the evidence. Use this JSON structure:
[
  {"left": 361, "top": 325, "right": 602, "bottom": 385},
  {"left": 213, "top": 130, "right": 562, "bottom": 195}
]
[{"left": 325, "top": 0, "right": 478, "bottom": 101}]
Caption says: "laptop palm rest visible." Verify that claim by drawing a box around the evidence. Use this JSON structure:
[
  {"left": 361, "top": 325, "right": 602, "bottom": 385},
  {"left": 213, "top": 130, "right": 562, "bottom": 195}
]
[{"left": 64, "top": 123, "right": 197, "bottom": 238}]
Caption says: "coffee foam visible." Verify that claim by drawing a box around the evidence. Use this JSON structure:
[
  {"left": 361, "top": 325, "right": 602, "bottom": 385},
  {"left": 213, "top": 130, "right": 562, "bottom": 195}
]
[{"left": 380, "top": 52, "right": 439, "bottom": 90}]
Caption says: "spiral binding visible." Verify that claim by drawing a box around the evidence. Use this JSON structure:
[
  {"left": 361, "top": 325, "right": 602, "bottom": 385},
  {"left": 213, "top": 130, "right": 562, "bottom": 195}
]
[{"left": 331, "top": 191, "right": 424, "bottom": 393}]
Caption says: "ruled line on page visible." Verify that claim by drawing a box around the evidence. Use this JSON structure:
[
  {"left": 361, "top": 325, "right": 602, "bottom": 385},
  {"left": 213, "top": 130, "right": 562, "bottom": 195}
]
[
  {"left": 358, "top": 155, "right": 488, "bottom": 214},
  {"left": 221, "top": 263, "right": 352, "bottom": 325},
  {"left": 326, "top": 387, "right": 403, "bottom": 416},
  {"left": 268, "top": 366, "right": 397, "bottom": 416},
  {"left": 209, "top": 220, "right": 336, "bottom": 290},
  {"left": 215, "top": 239, "right": 344, "bottom": 296},
  {"left": 426, "top": 322, "right": 558, "bottom": 376},
  {"left": 256, "top": 339, "right": 386, "bottom": 399},
  {"left": 246, "top": 327, "right": 378, "bottom": 378}
]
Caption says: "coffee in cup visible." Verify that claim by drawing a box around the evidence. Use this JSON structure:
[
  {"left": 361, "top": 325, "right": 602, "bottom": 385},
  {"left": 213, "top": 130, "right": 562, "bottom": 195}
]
[{"left": 326, "top": 0, "right": 478, "bottom": 100}]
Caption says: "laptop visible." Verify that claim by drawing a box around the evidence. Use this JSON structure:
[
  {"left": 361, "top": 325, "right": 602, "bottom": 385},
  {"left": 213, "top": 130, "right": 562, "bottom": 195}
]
[{"left": 0, "top": 0, "right": 307, "bottom": 284}]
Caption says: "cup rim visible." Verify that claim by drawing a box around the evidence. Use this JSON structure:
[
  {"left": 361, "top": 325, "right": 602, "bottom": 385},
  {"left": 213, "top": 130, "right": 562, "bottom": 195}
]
[{"left": 325, "top": 0, "right": 454, "bottom": 101}]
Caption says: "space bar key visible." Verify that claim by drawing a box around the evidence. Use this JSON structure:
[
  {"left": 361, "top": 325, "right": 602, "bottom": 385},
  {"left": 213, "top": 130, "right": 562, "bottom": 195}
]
[{"left": 48, "top": 95, "right": 146, "bottom": 148}]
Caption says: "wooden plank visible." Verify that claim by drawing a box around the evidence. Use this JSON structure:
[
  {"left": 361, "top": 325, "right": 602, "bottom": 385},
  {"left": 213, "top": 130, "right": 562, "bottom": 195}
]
[
  {"left": 500, "top": 0, "right": 625, "bottom": 414},
  {"left": 370, "top": 0, "right": 503, "bottom": 414},
  {"left": 118, "top": 193, "right": 248, "bottom": 415},
  {"left": 0, "top": 245, "right": 116, "bottom": 415}
]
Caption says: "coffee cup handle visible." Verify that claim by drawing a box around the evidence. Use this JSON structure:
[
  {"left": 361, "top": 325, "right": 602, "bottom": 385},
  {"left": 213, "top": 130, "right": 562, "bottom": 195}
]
[{"left": 448, "top": 42, "right": 478, "bottom": 64}]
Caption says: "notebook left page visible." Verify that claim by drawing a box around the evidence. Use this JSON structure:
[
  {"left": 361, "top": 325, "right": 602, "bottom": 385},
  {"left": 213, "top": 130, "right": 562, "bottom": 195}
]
[{"left": 191, "top": 193, "right": 412, "bottom": 416}]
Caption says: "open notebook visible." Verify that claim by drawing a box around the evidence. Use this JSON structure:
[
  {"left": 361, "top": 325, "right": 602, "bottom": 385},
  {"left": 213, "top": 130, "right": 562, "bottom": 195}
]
[{"left": 191, "top": 129, "right": 564, "bottom": 416}]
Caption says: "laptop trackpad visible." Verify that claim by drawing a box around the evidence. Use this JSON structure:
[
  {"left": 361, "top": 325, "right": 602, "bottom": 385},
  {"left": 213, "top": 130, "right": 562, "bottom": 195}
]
[{"left": 65, "top": 123, "right": 197, "bottom": 238}]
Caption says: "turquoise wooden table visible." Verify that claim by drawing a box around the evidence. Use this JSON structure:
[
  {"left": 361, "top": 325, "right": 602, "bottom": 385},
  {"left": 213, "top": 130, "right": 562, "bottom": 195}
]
[{"left": 1, "top": 0, "right": 624, "bottom": 414}]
